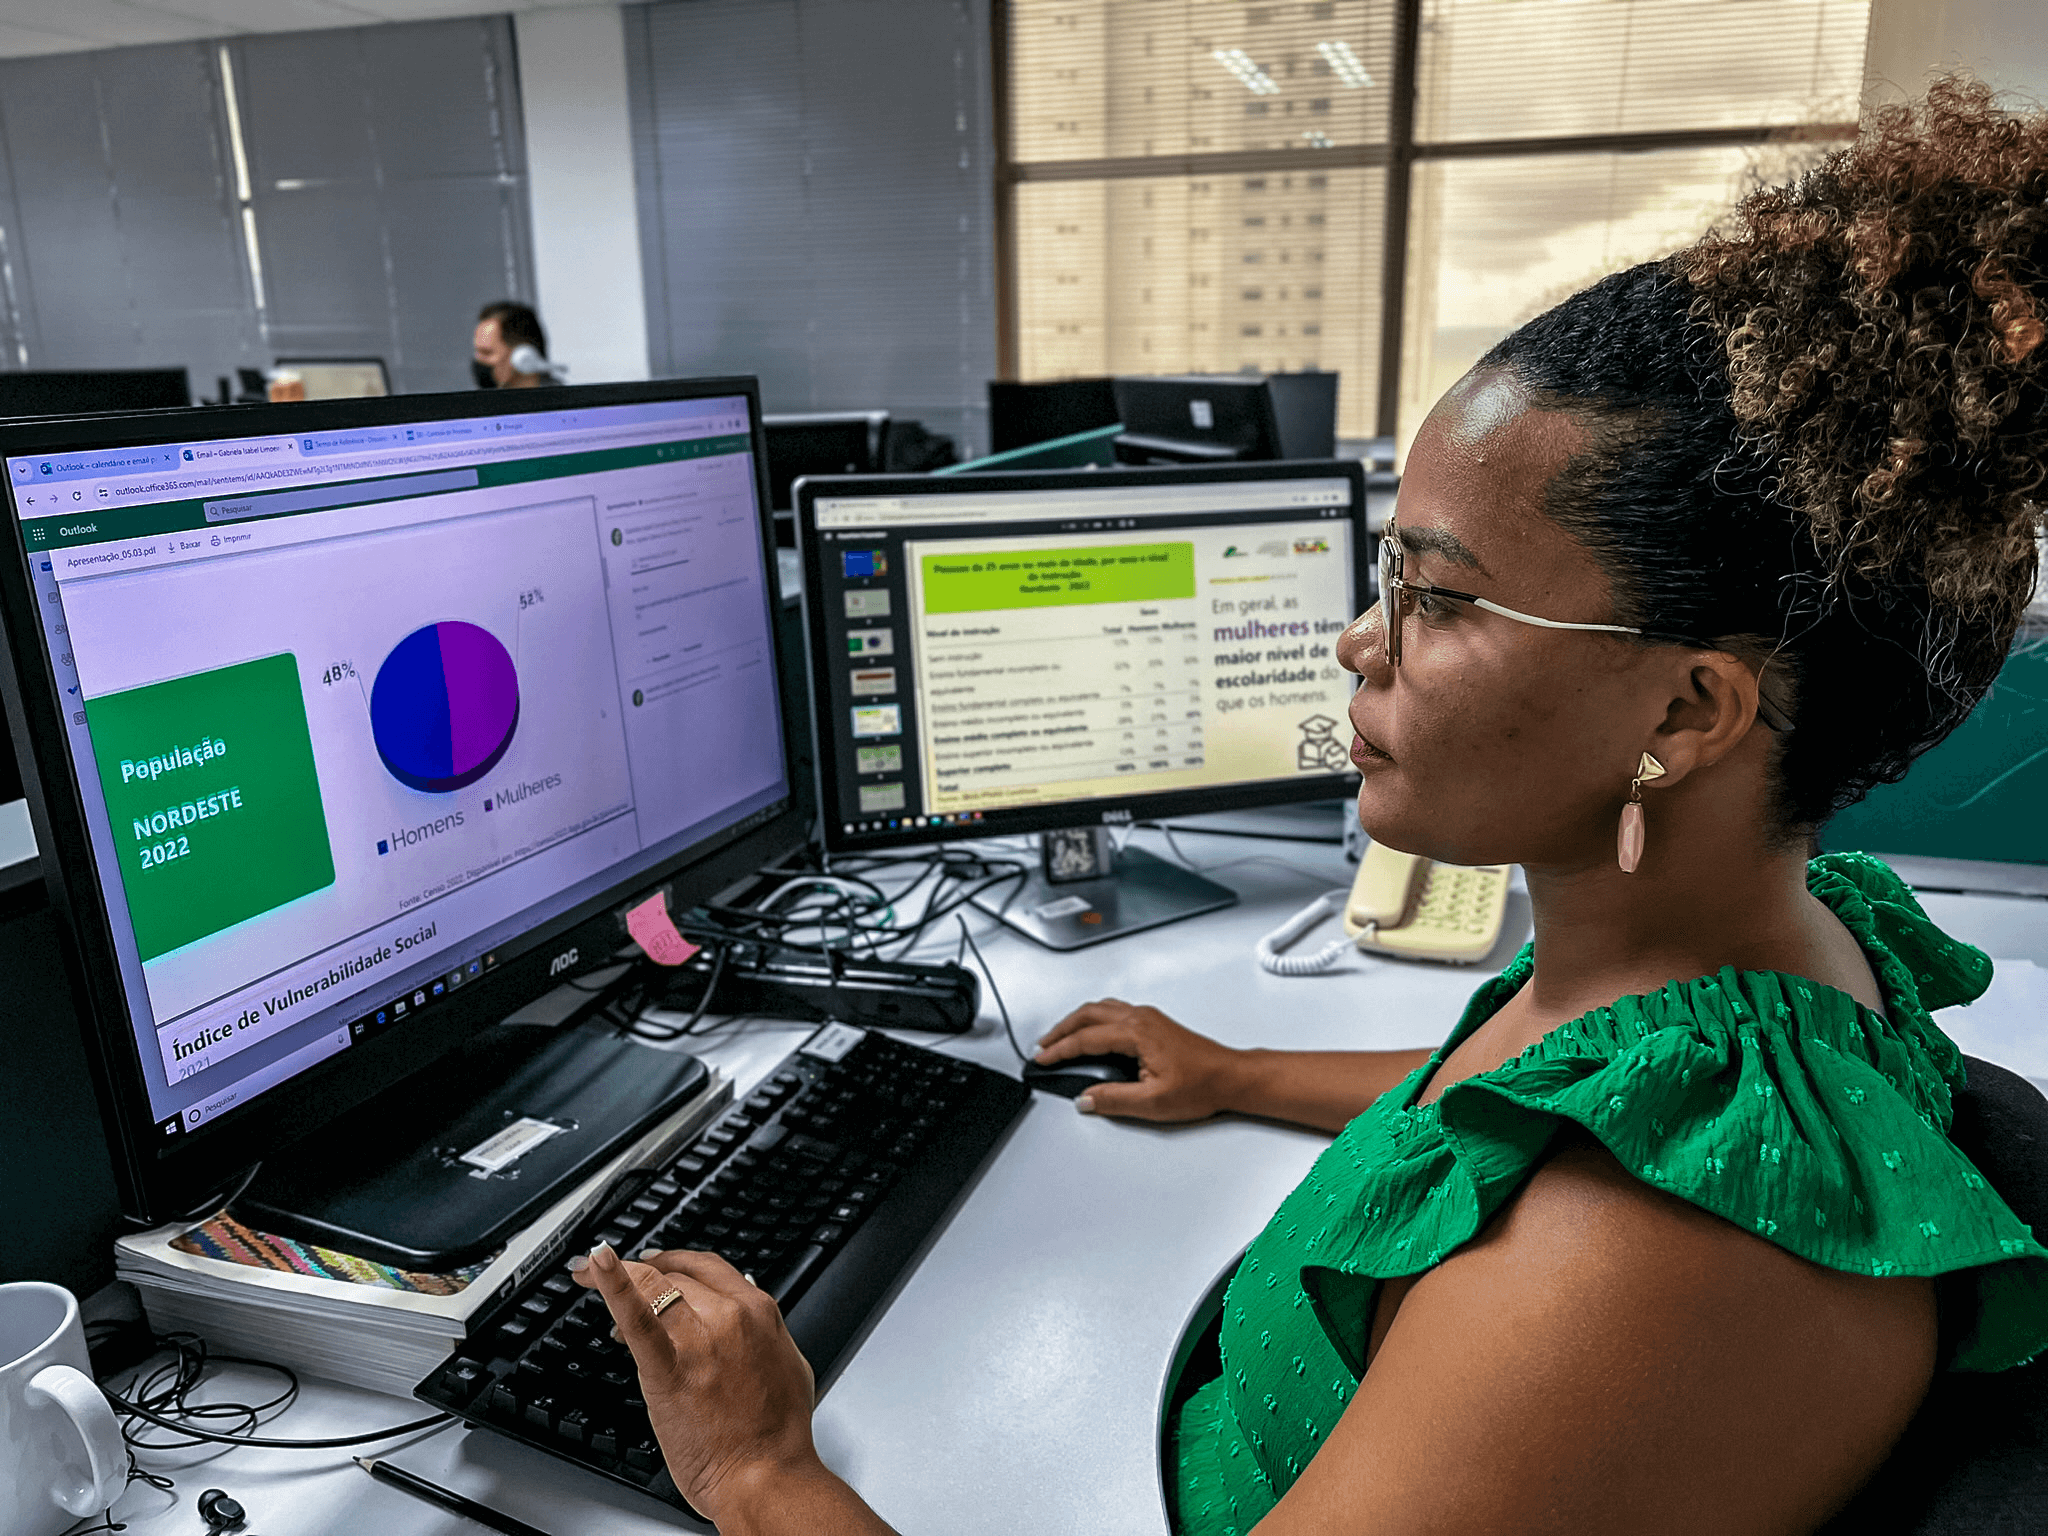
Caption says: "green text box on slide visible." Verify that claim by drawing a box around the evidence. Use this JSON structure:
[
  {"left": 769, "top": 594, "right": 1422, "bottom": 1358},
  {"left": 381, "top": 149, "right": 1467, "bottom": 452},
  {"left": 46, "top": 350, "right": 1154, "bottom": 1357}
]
[
  {"left": 87, "top": 653, "right": 335, "bottom": 961},
  {"left": 921, "top": 542, "right": 1194, "bottom": 613}
]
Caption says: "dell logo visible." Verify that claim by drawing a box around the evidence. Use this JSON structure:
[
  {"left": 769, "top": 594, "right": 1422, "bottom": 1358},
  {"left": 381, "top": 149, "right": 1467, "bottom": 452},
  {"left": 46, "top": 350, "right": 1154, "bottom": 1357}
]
[
  {"left": 548, "top": 947, "right": 580, "bottom": 976},
  {"left": 1100, "top": 809, "right": 1132, "bottom": 824}
]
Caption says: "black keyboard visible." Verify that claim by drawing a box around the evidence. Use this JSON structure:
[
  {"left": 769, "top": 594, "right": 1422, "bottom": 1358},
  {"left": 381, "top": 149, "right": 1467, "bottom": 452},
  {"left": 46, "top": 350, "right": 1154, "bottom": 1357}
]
[{"left": 413, "top": 1026, "right": 1028, "bottom": 1512}]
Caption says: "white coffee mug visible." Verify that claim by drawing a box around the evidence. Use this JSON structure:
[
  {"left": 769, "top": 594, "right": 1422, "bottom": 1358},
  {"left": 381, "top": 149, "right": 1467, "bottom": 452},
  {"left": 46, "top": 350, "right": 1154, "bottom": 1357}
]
[{"left": 1, "top": 1282, "right": 126, "bottom": 1536}]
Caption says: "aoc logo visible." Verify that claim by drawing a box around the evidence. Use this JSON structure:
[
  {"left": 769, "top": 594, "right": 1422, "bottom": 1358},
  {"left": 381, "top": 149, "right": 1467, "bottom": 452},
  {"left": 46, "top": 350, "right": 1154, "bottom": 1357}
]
[{"left": 548, "top": 947, "right": 581, "bottom": 977}]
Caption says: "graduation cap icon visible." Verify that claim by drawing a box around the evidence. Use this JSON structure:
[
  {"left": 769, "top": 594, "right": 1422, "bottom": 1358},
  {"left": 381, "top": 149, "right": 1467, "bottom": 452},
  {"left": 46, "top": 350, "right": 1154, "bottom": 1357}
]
[{"left": 1296, "top": 714, "right": 1348, "bottom": 772}]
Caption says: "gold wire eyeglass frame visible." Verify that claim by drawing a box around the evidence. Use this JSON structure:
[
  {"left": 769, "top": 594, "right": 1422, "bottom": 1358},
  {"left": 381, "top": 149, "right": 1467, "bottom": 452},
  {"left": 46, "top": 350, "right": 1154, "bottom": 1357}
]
[{"left": 1373, "top": 519, "right": 1794, "bottom": 732}]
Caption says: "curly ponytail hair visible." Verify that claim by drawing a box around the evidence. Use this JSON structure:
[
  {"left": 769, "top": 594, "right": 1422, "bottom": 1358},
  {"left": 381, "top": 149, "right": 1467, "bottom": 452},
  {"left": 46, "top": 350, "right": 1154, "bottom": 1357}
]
[{"left": 1479, "top": 77, "right": 2047, "bottom": 830}]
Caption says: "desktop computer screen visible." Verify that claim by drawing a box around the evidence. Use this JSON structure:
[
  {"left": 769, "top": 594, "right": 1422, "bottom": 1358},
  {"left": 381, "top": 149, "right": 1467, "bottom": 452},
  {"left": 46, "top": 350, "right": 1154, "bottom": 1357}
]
[
  {"left": 0, "top": 379, "right": 802, "bottom": 1226},
  {"left": 1111, "top": 373, "right": 1337, "bottom": 465},
  {"left": 795, "top": 461, "right": 1367, "bottom": 851},
  {"left": 988, "top": 378, "right": 1120, "bottom": 454},
  {"left": 763, "top": 411, "right": 890, "bottom": 511},
  {"left": 0, "top": 368, "right": 192, "bottom": 418},
  {"left": 277, "top": 357, "right": 391, "bottom": 399}
]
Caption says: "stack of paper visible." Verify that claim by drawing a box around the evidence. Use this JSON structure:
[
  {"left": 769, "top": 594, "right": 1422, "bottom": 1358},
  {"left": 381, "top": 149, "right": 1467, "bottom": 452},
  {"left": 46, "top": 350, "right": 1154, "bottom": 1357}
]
[{"left": 116, "top": 1069, "right": 730, "bottom": 1397}]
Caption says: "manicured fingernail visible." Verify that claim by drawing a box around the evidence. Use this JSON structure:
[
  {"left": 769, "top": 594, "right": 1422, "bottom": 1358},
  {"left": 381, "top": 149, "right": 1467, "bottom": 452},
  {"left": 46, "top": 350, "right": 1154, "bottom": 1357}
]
[
  {"left": 566, "top": 1255, "right": 589, "bottom": 1273},
  {"left": 1075, "top": 1093, "right": 1096, "bottom": 1114},
  {"left": 638, "top": 1249, "right": 663, "bottom": 1262},
  {"left": 610, "top": 1326, "right": 621, "bottom": 1341},
  {"left": 590, "top": 1241, "right": 618, "bottom": 1271},
  {"left": 743, "top": 1272, "right": 756, "bottom": 1287}
]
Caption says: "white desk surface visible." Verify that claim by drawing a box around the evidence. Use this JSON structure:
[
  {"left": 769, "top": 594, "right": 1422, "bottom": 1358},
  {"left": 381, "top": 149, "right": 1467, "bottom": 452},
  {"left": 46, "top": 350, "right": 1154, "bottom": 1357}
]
[{"left": 88, "top": 824, "right": 2048, "bottom": 1535}]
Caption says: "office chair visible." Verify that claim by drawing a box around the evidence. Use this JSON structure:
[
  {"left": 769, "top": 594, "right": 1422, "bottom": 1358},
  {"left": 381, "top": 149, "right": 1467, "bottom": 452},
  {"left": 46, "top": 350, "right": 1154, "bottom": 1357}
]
[{"left": 1819, "top": 1054, "right": 2048, "bottom": 1533}]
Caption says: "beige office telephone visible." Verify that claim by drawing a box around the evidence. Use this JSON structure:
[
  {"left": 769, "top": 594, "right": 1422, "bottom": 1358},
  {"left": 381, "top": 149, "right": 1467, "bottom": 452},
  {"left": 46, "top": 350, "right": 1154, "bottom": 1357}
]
[{"left": 1342, "top": 844, "right": 1510, "bottom": 964}]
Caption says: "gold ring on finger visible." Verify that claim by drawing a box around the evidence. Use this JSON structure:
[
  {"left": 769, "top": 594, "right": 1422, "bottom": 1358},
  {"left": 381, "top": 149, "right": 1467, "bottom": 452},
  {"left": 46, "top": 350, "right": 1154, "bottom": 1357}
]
[{"left": 649, "top": 1288, "right": 685, "bottom": 1317}]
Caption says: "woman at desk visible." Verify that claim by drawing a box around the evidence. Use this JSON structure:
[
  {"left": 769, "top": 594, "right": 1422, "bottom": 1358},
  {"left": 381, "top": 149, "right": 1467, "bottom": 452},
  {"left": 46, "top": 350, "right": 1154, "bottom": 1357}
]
[{"left": 575, "top": 81, "right": 2048, "bottom": 1533}]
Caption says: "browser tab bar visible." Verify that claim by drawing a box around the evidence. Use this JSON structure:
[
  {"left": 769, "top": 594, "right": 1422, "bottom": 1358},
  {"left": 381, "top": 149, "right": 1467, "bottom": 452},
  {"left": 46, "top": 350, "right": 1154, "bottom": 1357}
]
[
  {"left": 297, "top": 428, "right": 408, "bottom": 456},
  {"left": 13, "top": 447, "right": 182, "bottom": 483},
  {"left": 398, "top": 421, "right": 482, "bottom": 444}
]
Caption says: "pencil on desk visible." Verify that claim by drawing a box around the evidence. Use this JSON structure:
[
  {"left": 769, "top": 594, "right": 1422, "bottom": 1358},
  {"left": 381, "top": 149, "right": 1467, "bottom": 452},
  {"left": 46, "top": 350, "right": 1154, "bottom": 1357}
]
[{"left": 354, "top": 1455, "right": 555, "bottom": 1536}]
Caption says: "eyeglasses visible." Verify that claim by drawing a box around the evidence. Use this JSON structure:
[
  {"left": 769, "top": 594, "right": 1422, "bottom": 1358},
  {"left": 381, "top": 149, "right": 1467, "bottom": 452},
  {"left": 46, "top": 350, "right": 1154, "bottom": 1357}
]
[
  {"left": 1375, "top": 517, "right": 1643, "bottom": 667},
  {"left": 1372, "top": 520, "right": 1795, "bottom": 732}
]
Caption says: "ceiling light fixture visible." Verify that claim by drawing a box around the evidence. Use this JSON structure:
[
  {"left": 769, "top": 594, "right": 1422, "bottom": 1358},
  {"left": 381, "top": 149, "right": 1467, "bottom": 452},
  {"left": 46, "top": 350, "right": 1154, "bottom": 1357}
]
[
  {"left": 1213, "top": 48, "right": 1280, "bottom": 97},
  {"left": 1315, "top": 40, "right": 1372, "bottom": 89}
]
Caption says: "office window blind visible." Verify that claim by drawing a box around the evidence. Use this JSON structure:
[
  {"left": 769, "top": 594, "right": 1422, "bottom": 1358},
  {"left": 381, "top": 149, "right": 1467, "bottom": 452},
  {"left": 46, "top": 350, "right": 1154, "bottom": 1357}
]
[
  {"left": 1415, "top": 0, "right": 1870, "bottom": 143},
  {"left": 1015, "top": 168, "right": 1385, "bottom": 397},
  {"left": 625, "top": 0, "right": 998, "bottom": 457},
  {"left": 1005, "top": 0, "right": 1869, "bottom": 446},
  {"left": 226, "top": 18, "right": 533, "bottom": 395},
  {"left": 1010, "top": 0, "right": 1397, "bottom": 163},
  {"left": 0, "top": 19, "right": 532, "bottom": 400},
  {"left": 0, "top": 42, "right": 255, "bottom": 388}
]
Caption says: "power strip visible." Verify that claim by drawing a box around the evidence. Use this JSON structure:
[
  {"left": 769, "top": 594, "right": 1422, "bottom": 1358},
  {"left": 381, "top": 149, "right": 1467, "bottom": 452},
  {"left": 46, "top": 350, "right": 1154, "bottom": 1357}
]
[{"left": 656, "top": 946, "right": 980, "bottom": 1034}]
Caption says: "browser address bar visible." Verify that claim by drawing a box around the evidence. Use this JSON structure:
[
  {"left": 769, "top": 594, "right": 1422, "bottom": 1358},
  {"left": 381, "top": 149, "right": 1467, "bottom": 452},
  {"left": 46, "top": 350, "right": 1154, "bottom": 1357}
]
[
  {"left": 203, "top": 468, "right": 480, "bottom": 523},
  {"left": 98, "top": 421, "right": 733, "bottom": 505}
]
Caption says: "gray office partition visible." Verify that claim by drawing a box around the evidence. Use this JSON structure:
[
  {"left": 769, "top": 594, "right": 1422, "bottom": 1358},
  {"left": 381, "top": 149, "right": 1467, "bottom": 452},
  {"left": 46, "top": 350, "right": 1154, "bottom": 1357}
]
[
  {"left": 0, "top": 43, "right": 252, "bottom": 388},
  {"left": 227, "top": 19, "right": 535, "bottom": 396},
  {"left": 625, "top": 0, "right": 998, "bottom": 458},
  {"left": 0, "top": 18, "right": 533, "bottom": 399}
]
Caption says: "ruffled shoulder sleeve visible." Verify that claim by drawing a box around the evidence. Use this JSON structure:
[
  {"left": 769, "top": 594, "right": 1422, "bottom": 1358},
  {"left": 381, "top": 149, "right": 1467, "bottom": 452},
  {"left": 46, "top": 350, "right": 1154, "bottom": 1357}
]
[
  {"left": 1295, "top": 857, "right": 2048, "bottom": 1375},
  {"left": 1809, "top": 850, "right": 1994, "bottom": 1014}
]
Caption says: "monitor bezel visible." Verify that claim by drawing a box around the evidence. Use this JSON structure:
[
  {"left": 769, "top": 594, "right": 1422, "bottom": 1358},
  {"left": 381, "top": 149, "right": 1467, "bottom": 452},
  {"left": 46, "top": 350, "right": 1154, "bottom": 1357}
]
[
  {"left": 0, "top": 377, "right": 805, "bottom": 1228},
  {"left": 794, "top": 459, "right": 1369, "bottom": 856}
]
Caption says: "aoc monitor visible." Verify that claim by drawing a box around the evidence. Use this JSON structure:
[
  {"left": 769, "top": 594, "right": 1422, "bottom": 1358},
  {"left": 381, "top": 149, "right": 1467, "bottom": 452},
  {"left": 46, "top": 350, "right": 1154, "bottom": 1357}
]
[
  {"left": 276, "top": 357, "right": 391, "bottom": 400},
  {"left": 0, "top": 369, "right": 191, "bottom": 419},
  {"left": 1111, "top": 373, "right": 1337, "bottom": 466},
  {"left": 795, "top": 460, "right": 1367, "bottom": 948},
  {"left": 0, "top": 378, "right": 803, "bottom": 1232}
]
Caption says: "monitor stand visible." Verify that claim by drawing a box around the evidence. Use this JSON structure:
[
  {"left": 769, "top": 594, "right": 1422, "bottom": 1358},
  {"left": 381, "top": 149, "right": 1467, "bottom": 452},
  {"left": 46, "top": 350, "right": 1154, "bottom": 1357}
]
[
  {"left": 973, "top": 842, "right": 1236, "bottom": 951},
  {"left": 235, "top": 1014, "right": 707, "bottom": 1272}
]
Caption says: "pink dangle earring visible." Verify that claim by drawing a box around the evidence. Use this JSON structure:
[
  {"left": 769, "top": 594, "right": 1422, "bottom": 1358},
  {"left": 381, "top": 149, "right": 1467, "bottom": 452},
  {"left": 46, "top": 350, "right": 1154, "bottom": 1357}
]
[{"left": 1617, "top": 751, "right": 1667, "bottom": 874}]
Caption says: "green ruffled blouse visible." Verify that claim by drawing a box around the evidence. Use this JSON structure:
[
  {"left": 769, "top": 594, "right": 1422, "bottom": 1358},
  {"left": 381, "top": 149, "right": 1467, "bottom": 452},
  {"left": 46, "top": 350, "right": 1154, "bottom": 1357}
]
[{"left": 1171, "top": 853, "right": 2048, "bottom": 1536}]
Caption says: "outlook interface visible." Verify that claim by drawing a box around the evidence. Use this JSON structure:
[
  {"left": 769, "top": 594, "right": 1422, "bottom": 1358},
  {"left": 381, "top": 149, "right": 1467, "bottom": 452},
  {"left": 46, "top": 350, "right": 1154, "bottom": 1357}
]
[
  {"left": 10, "top": 397, "right": 786, "bottom": 1136},
  {"left": 809, "top": 476, "right": 1360, "bottom": 839}
]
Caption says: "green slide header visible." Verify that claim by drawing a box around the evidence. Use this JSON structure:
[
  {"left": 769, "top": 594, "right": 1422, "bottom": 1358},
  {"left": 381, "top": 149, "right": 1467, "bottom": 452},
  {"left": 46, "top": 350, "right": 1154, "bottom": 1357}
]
[{"left": 921, "top": 541, "right": 1194, "bottom": 613}]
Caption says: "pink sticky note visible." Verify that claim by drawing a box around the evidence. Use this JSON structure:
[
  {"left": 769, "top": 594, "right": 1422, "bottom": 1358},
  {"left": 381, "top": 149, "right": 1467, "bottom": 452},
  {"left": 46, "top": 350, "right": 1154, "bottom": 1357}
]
[{"left": 627, "top": 891, "right": 701, "bottom": 967}]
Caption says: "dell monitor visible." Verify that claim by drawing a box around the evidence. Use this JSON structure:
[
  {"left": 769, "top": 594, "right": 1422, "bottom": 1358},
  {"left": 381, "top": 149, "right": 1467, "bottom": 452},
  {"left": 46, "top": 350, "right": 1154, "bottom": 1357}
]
[
  {"left": 763, "top": 411, "right": 890, "bottom": 512},
  {"left": 0, "top": 368, "right": 191, "bottom": 418},
  {"left": 1111, "top": 373, "right": 1338, "bottom": 466},
  {"left": 0, "top": 379, "right": 804, "bottom": 1254},
  {"left": 795, "top": 460, "right": 1368, "bottom": 948},
  {"left": 988, "top": 378, "right": 1120, "bottom": 455},
  {"left": 276, "top": 357, "right": 391, "bottom": 400}
]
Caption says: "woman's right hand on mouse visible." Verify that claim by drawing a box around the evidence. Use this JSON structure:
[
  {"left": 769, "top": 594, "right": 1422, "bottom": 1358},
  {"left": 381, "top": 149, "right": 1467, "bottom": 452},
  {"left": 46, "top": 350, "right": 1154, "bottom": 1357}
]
[{"left": 1034, "top": 998, "right": 1243, "bottom": 1121}]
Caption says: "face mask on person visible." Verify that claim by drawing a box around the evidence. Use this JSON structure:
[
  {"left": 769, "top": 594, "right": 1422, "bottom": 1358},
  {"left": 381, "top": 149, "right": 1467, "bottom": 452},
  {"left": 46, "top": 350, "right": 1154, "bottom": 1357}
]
[{"left": 472, "top": 361, "right": 497, "bottom": 389}]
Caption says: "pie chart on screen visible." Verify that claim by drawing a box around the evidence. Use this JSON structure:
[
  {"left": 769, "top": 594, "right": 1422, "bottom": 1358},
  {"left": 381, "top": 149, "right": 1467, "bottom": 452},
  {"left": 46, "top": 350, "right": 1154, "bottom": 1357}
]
[{"left": 369, "top": 621, "right": 520, "bottom": 792}]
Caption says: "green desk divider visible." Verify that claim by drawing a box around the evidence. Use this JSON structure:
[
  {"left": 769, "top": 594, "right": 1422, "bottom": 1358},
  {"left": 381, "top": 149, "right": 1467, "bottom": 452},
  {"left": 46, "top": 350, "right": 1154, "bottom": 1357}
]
[
  {"left": 932, "top": 423, "right": 1123, "bottom": 476},
  {"left": 1823, "top": 633, "right": 2048, "bottom": 866}
]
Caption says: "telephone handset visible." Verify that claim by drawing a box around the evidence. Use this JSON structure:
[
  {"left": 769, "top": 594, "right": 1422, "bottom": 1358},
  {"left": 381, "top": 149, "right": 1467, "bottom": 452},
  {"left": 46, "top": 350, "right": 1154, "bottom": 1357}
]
[{"left": 1342, "top": 844, "right": 1510, "bottom": 964}]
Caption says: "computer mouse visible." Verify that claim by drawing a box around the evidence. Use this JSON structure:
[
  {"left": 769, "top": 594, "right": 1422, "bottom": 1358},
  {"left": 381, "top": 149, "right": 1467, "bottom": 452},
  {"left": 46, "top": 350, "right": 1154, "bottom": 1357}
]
[{"left": 1021, "top": 1052, "right": 1143, "bottom": 1098}]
